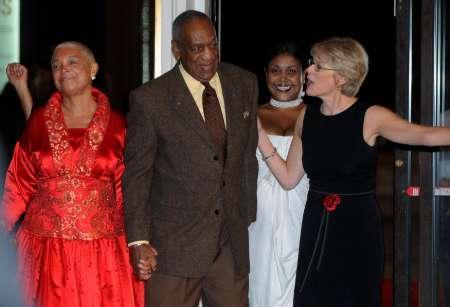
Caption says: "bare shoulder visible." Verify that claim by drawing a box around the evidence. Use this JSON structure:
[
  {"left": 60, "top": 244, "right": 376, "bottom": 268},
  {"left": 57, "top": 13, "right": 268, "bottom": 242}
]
[
  {"left": 365, "top": 105, "right": 399, "bottom": 125},
  {"left": 258, "top": 103, "right": 271, "bottom": 113},
  {"left": 295, "top": 104, "right": 307, "bottom": 135},
  {"left": 258, "top": 103, "right": 271, "bottom": 109},
  {"left": 299, "top": 103, "right": 307, "bottom": 112},
  {"left": 257, "top": 104, "right": 274, "bottom": 125},
  {"left": 366, "top": 104, "right": 394, "bottom": 116},
  {"left": 298, "top": 103, "right": 307, "bottom": 120}
]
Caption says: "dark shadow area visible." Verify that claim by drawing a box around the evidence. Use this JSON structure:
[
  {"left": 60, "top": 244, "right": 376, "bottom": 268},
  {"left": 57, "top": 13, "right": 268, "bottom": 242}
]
[
  {"left": 18, "top": 0, "right": 141, "bottom": 111},
  {"left": 220, "top": 1, "right": 395, "bottom": 108},
  {"left": 20, "top": 0, "right": 107, "bottom": 96},
  {"left": 0, "top": 83, "right": 26, "bottom": 188}
]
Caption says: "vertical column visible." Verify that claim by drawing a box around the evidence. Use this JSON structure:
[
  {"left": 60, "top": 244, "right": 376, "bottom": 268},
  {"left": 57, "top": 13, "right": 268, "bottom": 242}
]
[
  {"left": 418, "top": 0, "right": 441, "bottom": 305},
  {"left": 394, "top": 0, "right": 413, "bottom": 306}
]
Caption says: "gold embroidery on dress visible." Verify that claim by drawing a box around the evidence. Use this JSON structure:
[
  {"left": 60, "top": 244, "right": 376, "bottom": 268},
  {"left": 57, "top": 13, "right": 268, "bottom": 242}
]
[{"left": 22, "top": 89, "right": 123, "bottom": 240}]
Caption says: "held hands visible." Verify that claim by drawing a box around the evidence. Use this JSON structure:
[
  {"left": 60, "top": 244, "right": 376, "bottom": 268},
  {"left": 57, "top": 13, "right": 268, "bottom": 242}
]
[
  {"left": 6, "top": 63, "right": 28, "bottom": 90},
  {"left": 130, "top": 243, "right": 158, "bottom": 281}
]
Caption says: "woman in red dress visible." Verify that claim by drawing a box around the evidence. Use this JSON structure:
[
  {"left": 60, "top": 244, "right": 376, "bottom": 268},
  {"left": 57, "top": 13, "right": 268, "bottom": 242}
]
[{"left": 1, "top": 42, "right": 144, "bottom": 307}]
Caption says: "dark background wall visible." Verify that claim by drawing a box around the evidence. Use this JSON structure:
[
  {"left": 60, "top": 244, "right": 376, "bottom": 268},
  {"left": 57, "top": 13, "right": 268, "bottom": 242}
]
[
  {"left": 19, "top": 0, "right": 141, "bottom": 110},
  {"left": 220, "top": 1, "right": 396, "bottom": 107},
  {"left": 20, "top": 0, "right": 106, "bottom": 70},
  {"left": 17, "top": 1, "right": 395, "bottom": 109}
]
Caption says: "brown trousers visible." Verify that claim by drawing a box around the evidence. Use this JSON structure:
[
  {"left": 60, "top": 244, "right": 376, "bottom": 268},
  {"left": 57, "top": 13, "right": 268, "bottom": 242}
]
[{"left": 145, "top": 243, "right": 249, "bottom": 307}]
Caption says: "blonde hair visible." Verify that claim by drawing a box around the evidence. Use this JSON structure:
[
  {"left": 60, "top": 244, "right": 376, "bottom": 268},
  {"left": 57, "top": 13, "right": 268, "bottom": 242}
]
[{"left": 311, "top": 37, "right": 368, "bottom": 96}]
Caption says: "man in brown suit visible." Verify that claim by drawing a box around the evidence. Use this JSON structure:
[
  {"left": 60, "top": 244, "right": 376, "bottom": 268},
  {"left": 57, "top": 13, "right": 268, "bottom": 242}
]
[{"left": 123, "top": 10, "right": 258, "bottom": 307}]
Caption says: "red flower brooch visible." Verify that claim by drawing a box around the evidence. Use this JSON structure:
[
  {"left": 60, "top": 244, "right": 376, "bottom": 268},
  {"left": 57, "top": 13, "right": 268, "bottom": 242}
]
[{"left": 322, "top": 194, "right": 341, "bottom": 212}]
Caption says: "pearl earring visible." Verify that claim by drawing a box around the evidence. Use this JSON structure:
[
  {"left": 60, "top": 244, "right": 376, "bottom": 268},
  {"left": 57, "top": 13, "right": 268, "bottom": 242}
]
[{"left": 91, "top": 75, "right": 96, "bottom": 80}]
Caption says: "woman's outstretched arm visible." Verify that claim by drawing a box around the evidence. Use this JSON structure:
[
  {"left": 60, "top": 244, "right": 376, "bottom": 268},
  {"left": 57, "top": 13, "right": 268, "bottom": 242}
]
[{"left": 365, "top": 105, "right": 450, "bottom": 146}]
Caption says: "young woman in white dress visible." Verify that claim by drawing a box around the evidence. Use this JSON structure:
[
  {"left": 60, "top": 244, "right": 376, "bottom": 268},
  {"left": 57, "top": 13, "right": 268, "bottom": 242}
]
[{"left": 249, "top": 42, "right": 309, "bottom": 307}]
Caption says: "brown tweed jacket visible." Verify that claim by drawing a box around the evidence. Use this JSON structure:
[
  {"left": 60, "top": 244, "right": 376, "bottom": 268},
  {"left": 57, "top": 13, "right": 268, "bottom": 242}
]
[{"left": 123, "top": 62, "right": 258, "bottom": 277}]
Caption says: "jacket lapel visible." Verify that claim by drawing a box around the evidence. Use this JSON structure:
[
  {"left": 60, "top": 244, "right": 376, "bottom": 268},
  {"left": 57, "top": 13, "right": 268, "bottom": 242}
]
[
  {"left": 170, "top": 66, "right": 215, "bottom": 150},
  {"left": 218, "top": 68, "right": 240, "bottom": 160}
]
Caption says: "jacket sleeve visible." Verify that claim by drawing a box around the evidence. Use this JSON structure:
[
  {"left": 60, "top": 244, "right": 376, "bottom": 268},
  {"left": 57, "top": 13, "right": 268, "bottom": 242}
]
[
  {"left": 243, "top": 73, "right": 259, "bottom": 225},
  {"left": 122, "top": 88, "right": 157, "bottom": 243}
]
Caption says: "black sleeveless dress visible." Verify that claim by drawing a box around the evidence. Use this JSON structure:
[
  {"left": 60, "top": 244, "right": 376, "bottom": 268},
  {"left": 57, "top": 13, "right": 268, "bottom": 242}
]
[{"left": 293, "top": 100, "right": 384, "bottom": 307}]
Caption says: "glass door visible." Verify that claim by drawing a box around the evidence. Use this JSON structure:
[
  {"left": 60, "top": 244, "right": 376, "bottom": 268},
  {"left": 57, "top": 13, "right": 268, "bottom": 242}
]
[
  {"left": 396, "top": 0, "right": 450, "bottom": 306},
  {"left": 394, "top": 0, "right": 419, "bottom": 305}
]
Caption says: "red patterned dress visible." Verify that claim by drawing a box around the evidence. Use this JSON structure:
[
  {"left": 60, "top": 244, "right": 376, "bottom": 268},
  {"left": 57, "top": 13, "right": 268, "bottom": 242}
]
[{"left": 1, "top": 88, "right": 144, "bottom": 307}]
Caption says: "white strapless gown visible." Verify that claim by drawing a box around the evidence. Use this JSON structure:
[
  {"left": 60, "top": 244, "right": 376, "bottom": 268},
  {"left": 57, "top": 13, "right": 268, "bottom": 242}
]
[{"left": 249, "top": 135, "right": 309, "bottom": 307}]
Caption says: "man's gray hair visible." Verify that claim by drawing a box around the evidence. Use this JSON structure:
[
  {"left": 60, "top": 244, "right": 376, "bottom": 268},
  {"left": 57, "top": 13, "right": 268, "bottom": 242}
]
[{"left": 172, "top": 10, "right": 212, "bottom": 42}]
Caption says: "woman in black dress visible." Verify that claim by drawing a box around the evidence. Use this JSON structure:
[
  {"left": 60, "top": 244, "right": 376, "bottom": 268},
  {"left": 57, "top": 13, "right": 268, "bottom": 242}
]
[{"left": 258, "top": 37, "right": 450, "bottom": 307}]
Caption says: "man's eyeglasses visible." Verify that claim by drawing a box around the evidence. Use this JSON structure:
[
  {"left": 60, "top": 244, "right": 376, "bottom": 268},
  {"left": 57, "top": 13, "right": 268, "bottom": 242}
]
[{"left": 307, "top": 58, "right": 336, "bottom": 72}]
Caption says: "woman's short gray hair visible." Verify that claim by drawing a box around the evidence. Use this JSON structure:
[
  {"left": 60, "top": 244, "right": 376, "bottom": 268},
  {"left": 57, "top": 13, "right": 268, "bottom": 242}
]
[
  {"left": 311, "top": 37, "right": 368, "bottom": 96},
  {"left": 52, "top": 41, "right": 96, "bottom": 63}
]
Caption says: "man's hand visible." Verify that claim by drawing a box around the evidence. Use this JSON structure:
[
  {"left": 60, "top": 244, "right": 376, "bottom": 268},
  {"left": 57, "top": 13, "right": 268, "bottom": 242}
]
[{"left": 129, "top": 243, "right": 158, "bottom": 281}]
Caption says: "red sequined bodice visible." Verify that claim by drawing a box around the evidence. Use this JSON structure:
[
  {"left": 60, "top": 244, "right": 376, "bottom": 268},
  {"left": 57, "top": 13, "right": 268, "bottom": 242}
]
[{"left": 1, "top": 88, "right": 126, "bottom": 239}]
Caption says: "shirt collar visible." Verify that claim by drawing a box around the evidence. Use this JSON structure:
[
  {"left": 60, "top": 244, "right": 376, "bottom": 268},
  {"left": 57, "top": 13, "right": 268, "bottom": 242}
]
[{"left": 179, "top": 63, "right": 220, "bottom": 94}]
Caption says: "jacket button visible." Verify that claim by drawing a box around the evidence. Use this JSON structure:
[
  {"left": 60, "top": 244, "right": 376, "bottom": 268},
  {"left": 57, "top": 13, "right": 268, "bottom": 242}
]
[
  {"left": 213, "top": 155, "right": 218, "bottom": 161},
  {"left": 214, "top": 209, "right": 220, "bottom": 215},
  {"left": 222, "top": 181, "right": 226, "bottom": 187}
]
